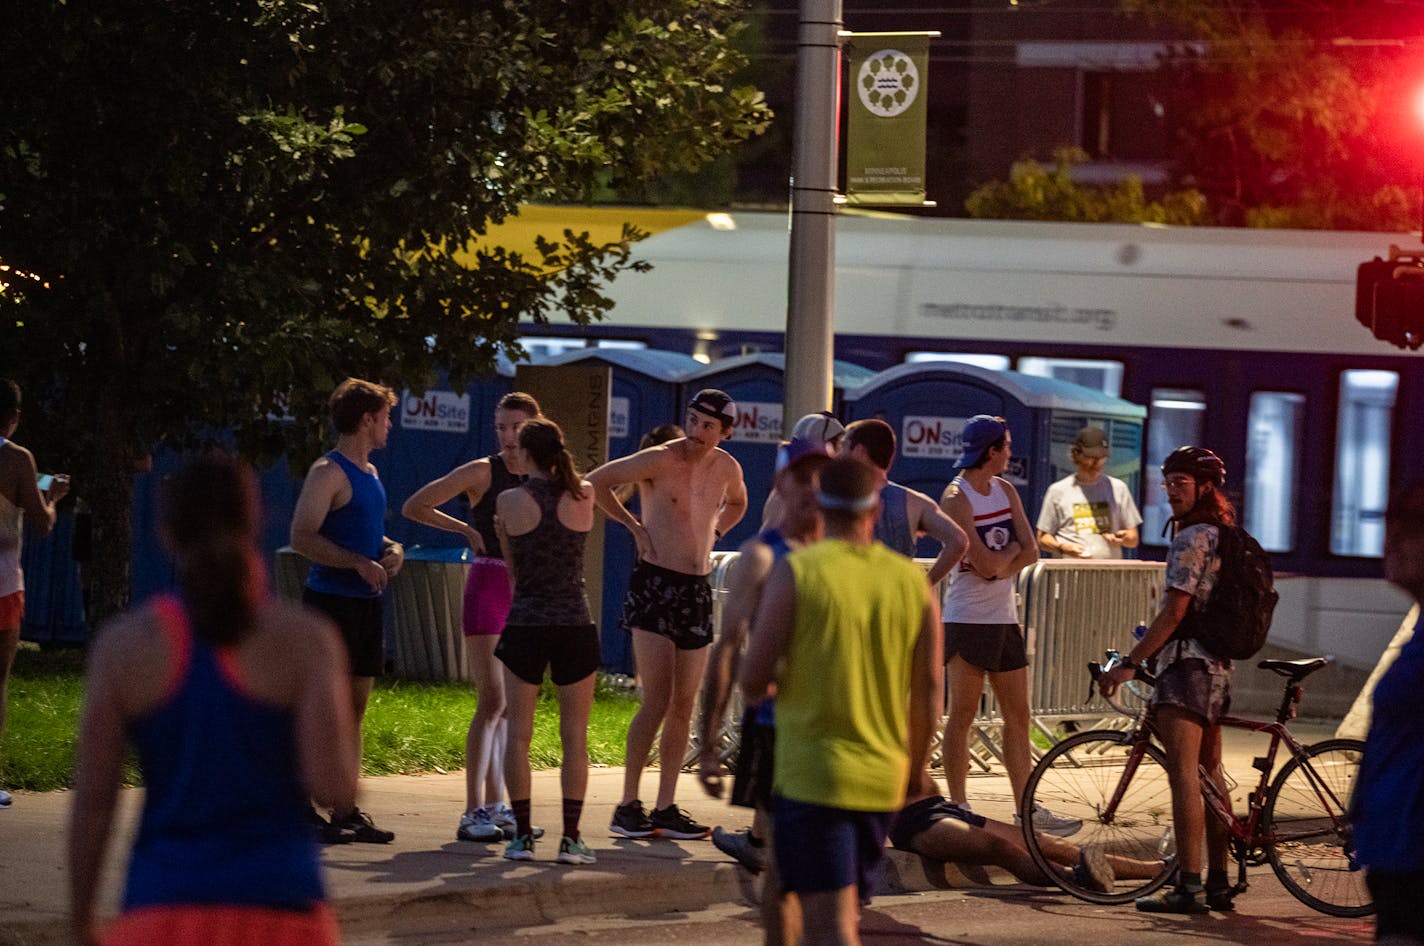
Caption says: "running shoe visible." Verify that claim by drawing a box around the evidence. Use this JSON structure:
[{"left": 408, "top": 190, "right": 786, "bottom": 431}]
[
  {"left": 332, "top": 808, "right": 395, "bottom": 844},
  {"left": 557, "top": 835, "right": 597, "bottom": 865},
  {"left": 610, "top": 800, "right": 656, "bottom": 838},
  {"left": 309, "top": 806, "right": 356, "bottom": 844},
  {"left": 504, "top": 833, "right": 536, "bottom": 861},
  {"left": 711, "top": 826, "right": 764, "bottom": 874},
  {"left": 0, "top": 789, "right": 11, "bottom": 808},
  {"left": 1073, "top": 844, "right": 1114, "bottom": 893},
  {"left": 1015, "top": 803, "right": 1082, "bottom": 838},
  {"left": 456, "top": 807, "right": 502, "bottom": 842},
  {"left": 1136, "top": 886, "right": 1209, "bottom": 914},
  {"left": 650, "top": 804, "right": 711, "bottom": 840},
  {"left": 491, "top": 802, "right": 545, "bottom": 839}
]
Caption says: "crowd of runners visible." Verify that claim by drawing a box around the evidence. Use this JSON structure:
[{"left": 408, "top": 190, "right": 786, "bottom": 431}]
[{"left": 0, "top": 373, "right": 1406, "bottom": 945}]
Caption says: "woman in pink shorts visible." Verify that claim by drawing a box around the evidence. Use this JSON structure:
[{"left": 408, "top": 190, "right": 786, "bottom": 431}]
[{"left": 402, "top": 391, "right": 540, "bottom": 843}]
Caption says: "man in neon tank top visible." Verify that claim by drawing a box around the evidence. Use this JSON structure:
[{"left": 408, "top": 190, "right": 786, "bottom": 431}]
[
  {"left": 0, "top": 379, "right": 70, "bottom": 809},
  {"left": 291, "top": 377, "right": 404, "bottom": 843},
  {"left": 741, "top": 456, "right": 942, "bottom": 946},
  {"left": 939, "top": 415, "right": 1079, "bottom": 838}
]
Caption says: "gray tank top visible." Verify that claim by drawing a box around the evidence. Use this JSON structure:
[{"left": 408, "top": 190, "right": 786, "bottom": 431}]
[{"left": 875, "top": 481, "right": 914, "bottom": 557}]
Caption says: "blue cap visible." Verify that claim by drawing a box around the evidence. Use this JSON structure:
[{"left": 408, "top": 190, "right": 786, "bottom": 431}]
[
  {"left": 954, "top": 415, "right": 1008, "bottom": 469},
  {"left": 775, "top": 437, "right": 833, "bottom": 475}
]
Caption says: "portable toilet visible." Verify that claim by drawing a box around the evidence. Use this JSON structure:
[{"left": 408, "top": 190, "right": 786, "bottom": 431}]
[
  {"left": 677, "top": 353, "right": 876, "bottom": 548},
  {"left": 843, "top": 362, "right": 1146, "bottom": 556},
  {"left": 380, "top": 361, "right": 518, "bottom": 551},
  {"left": 529, "top": 347, "right": 704, "bottom": 674}
]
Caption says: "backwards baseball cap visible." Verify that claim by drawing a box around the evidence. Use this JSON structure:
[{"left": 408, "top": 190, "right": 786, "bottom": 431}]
[
  {"left": 790, "top": 411, "right": 847, "bottom": 446},
  {"left": 775, "top": 437, "right": 833, "bottom": 476},
  {"left": 688, "top": 388, "right": 737, "bottom": 428},
  {"left": 954, "top": 414, "right": 1009, "bottom": 469},
  {"left": 1073, "top": 426, "right": 1110, "bottom": 459}
]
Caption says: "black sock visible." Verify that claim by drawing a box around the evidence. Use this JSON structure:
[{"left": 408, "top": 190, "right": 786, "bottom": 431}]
[
  {"left": 512, "top": 798, "right": 532, "bottom": 839},
  {"left": 1206, "top": 868, "right": 1230, "bottom": 891},
  {"left": 1178, "top": 871, "right": 1203, "bottom": 892},
  {"left": 748, "top": 833, "right": 764, "bottom": 847},
  {"left": 562, "top": 798, "right": 584, "bottom": 840}
]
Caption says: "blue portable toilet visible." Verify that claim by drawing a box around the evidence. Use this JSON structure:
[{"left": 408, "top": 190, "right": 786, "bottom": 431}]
[
  {"left": 843, "top": 363, "right": 1146, "bottom": 556},
  {"left": 677, "top": 353, "right": 876, "bottom": 548},
  {"left": 380, "top": 360, "right": 518, "bottom": 551},
  {"left": 531, "top": 347, "right": 704, "bottom": 674}
]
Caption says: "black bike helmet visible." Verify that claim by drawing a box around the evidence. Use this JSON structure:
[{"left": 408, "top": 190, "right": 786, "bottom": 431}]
[{"left": 1161, "top": 445, "right": 1226, "bottom": 487}]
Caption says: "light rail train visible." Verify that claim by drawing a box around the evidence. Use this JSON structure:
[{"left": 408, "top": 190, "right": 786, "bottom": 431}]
[{"left": 517, "top": 209, "right": 1422, "bottom": 672}]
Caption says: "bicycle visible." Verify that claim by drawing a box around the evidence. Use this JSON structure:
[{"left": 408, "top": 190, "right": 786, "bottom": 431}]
[{"left": 1019, "top": 650, "right": 1372, "bottom": 917}]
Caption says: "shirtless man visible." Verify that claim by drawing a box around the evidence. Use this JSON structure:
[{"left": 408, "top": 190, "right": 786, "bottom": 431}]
[
  {"left": 290, "top": 377, "right": 404, "bottom": 843},
  {"left": 588, "top": 389, "right": 748, "bottom": 840},
  {"left": 0, "top": 380, "right": 69, "bottom": 809}
]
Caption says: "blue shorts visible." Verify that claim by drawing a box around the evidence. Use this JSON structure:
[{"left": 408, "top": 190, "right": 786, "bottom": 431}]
[{"left": 771, "top": 797, "right": 892, "bottom": 899}]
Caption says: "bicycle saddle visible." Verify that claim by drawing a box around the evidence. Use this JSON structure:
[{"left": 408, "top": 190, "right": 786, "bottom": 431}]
[{"left": 1257, "top": 656, "right": 1330, "bottom": 680}]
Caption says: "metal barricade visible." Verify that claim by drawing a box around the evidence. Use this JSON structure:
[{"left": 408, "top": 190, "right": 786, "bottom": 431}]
[{"left": 694, "top": 553, "right": 1164, "bottom": 777}]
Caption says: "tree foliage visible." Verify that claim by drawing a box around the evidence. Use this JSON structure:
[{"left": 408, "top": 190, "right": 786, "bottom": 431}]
[
  {"left": 0, "top": 0, "right": 770, "bottom": 617},
  {"left": 1121, "top": 0, "right": 1421, "bottom": 230},
  {"left": 965, "top": 148, "right": 1209, "bottom": 225}
]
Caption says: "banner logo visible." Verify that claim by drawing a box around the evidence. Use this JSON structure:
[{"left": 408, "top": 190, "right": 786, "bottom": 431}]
[{"left": 858, "top": 50, "right": 919, "bottom": 118}]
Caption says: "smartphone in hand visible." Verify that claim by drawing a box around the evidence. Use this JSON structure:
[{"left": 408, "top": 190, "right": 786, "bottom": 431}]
[{"left": 36, "top": 473, "right": 54, "bottom": 491}]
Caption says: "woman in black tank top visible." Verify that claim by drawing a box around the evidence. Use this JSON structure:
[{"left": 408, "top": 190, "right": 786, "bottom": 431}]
[{"left": 493, "top": 419, "right": 601, "bottom": 864}]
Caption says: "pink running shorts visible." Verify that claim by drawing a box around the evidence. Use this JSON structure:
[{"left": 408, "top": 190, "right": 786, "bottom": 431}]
[{"left": 463, "top": 557, "right": 512, "bottom": 637}]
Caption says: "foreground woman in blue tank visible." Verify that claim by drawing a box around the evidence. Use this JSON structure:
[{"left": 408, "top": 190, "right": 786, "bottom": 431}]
[
  {"left": 494, "top": 418, "right": 601, "bottom": 864},
  {"left": 68, "top": 454, "right": 358, "bottom": 946}
]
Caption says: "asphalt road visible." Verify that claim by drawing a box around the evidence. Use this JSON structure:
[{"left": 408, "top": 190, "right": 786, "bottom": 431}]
[{"left": 347, "top": 864, "right": 1373, "bottom": 945}]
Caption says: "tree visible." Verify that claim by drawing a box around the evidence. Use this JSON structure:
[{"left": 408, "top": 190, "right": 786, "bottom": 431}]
[
  {"left": 1122, "top": 0, "right": 1421, "bottom": 229},
  {"left": 0, "top": 0, "right": 771, "bottom": 622},
  {"left": 965, "top": 148, "right": 1209, "bottom": 225}
]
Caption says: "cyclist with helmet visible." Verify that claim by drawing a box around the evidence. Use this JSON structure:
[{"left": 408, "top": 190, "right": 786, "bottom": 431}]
[{"left": 1100, "top": 446, "right": 1237, "bottom": 915}]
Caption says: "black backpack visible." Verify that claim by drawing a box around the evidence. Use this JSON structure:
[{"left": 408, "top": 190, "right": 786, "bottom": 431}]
[{"left": 1175, "top": 524, "right": 1278, "bottom": 661}]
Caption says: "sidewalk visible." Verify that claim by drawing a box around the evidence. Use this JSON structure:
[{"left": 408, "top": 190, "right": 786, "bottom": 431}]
[{"left": 0, "top": 721, "right": 1341, "bottom": 945}]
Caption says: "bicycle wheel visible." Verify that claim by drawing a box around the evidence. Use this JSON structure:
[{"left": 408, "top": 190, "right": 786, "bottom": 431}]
[
  {"left": 1262, "top": 738, "right": 1372, "bottom": 917},
  {"left": 1021, "top": 729, "right": 1176, "bottom": 904}
]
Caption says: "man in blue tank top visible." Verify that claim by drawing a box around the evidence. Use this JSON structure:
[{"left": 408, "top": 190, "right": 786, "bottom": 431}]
[
  {"left": 291, "top": 377, "right": 404, "bottom": 843},
  {"left": 842, "top": 419, "right": 966, "bottom": 585}
]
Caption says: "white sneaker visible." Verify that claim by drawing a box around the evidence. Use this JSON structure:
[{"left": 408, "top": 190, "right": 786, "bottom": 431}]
[
  {"left": 0, "top": 789, "right": 11, "bottom": 808},
  {"left": 1016, "top": 803, "right": 1082, "bottom": 838},
  {"left": 456, "top": 807, "right": 501, "bottom": 842},
  {"left": 489, "top": 801, "right": 545, "bottom": 839}
]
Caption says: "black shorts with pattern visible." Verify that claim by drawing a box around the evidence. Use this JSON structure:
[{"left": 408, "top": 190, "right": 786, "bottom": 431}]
[{"left": 619, "top": 561, "right": 713, "bottom": 650}]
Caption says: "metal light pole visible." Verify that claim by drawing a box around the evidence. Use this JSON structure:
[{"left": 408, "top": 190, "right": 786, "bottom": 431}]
[{"left": 783, "top": 0, "right": 843, "bottom": 433}]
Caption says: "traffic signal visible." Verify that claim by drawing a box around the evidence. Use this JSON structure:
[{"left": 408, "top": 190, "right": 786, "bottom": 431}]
[{"left": 1356, "top": 255, "right": 1424, "bottom": 350}]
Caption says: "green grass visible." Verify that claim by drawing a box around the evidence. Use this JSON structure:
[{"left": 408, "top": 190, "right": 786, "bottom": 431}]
[{"left": 1, "top": 644, "right": 641, "bottom": 792}]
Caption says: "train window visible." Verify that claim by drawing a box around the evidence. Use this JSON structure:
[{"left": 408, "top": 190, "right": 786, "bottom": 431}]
[
  {"left": 1018, "top": 357, "right": 1124, "bottom": 397},
  {"left": 1142, "top": 388, "right": 1205, "bottom": 545},
  {"left": 518, "top": 336, "right": 646, "bottom": 359},
  {"left": 595, "top": 339, "right": 648, "bottom": 350},
  {"left": 905, "top": 352, "right": 1011, "bottom": 371},
  {"left": 1245, "top": 392, "right": 1305, "bottom": 552},
  {"left": 1331, "top": 369, "right": 1398, "bottom": 557}
]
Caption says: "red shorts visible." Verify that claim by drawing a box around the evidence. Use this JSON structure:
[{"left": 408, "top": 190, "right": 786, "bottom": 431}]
[
  {"left": 0, "top": 591, "right": 22, "bottom": 632},
  {"left": 103, "top": 903, "right": 338, "bottom": 946}
]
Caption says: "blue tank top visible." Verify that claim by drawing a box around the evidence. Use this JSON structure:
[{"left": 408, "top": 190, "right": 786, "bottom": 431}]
[
  {"left": 753, "top": 527, "right": 793, "bottom": 726},
  {"left": 875, "top": 481, "right": 914, "bottom": 557},
  {"left": 305, "top": 450, "right": 387, "bottom": 598},
  {"left": 125, "top": 595, "right": 325, "bottom": 912}
]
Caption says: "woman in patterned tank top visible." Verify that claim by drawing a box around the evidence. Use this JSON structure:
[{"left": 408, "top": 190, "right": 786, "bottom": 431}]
[{"left": 493, "top": 419, "right": 602, "bottom": 865}]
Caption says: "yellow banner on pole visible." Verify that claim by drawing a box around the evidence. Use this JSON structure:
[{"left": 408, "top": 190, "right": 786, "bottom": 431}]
[{"left": 845, "top": 34, "right": 931, "bottom": 207}]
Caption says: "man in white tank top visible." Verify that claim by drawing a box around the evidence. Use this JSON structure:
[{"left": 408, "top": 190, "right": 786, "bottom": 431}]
[
  {"left": 0, "top": 380, "right": 70, "bottom": 808},
  {"left": 938, "top": 415, "right": 1079, "bottom": 837}
]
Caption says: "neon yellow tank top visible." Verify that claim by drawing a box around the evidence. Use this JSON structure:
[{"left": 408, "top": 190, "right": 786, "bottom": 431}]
[{"left": 773, "top": 539, "right": 929, "bottom": 811}]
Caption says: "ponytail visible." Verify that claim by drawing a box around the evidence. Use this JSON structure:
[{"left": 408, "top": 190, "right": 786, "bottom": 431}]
[
  {"left": 519, "top": 418, "right": 584, "bottom": 499},
  {"left": 161, "top": 453, "right": 264, "bottom": 646}
]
